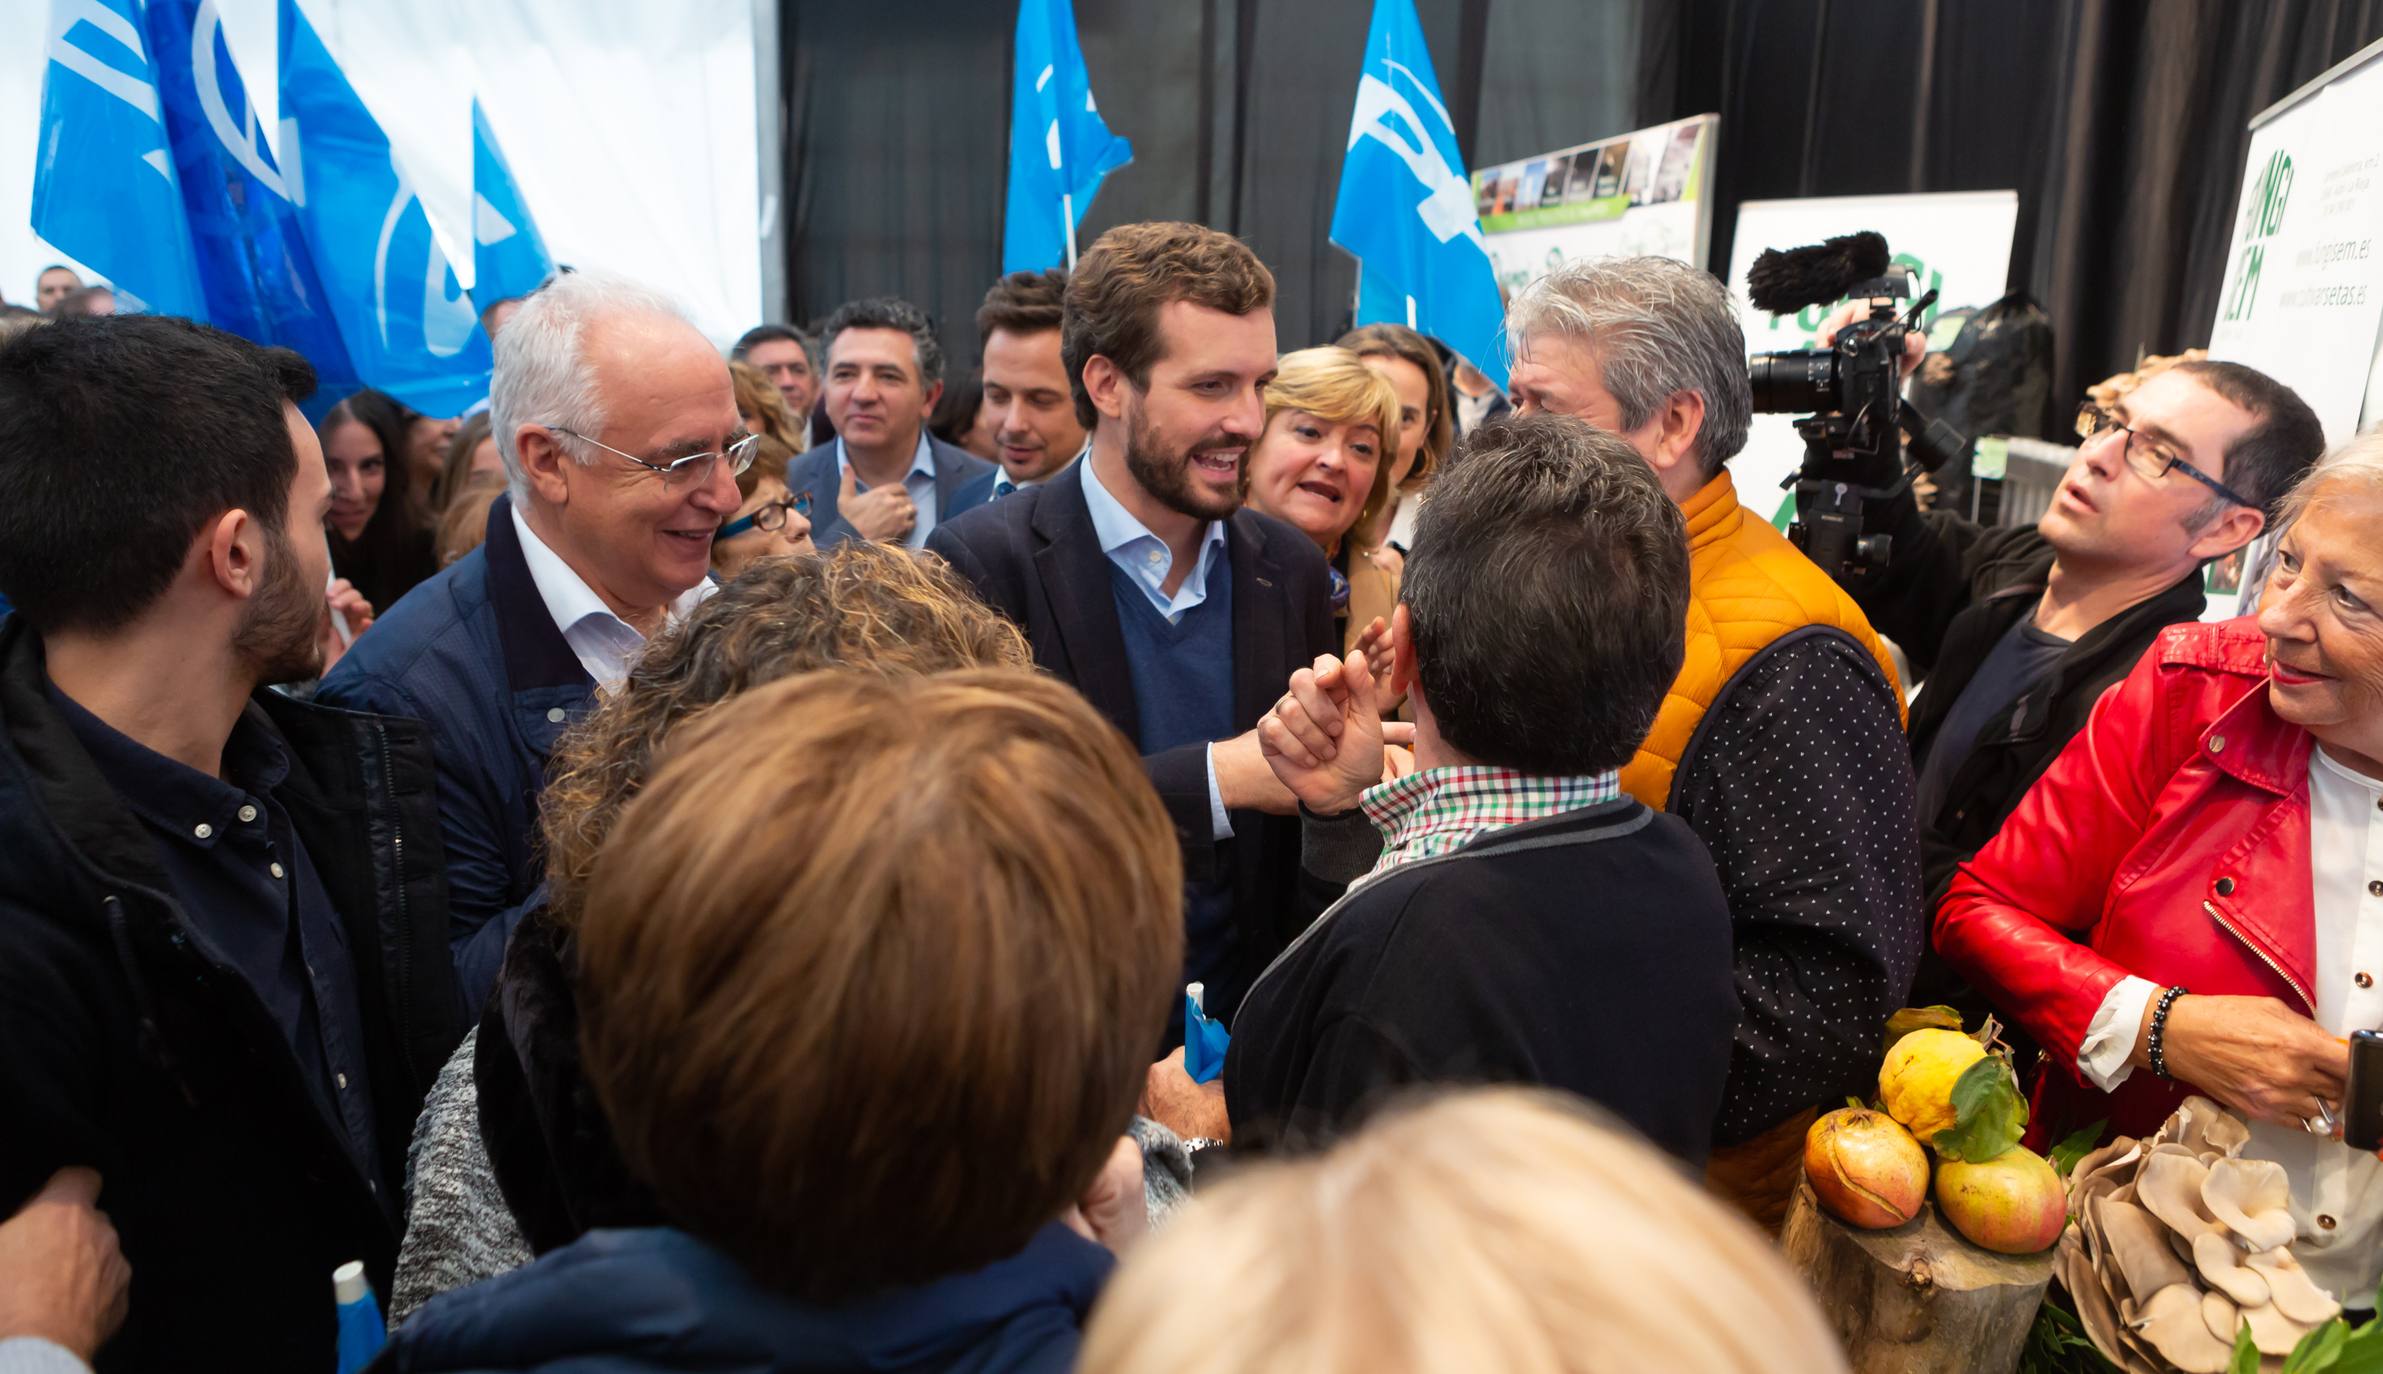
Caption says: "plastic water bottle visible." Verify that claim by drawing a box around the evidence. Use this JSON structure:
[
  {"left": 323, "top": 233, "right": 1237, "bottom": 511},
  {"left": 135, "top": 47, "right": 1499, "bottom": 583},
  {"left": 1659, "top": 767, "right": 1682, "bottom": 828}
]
[{"left": 333, "top": 1260, "right": 387, "bottom": 1373}]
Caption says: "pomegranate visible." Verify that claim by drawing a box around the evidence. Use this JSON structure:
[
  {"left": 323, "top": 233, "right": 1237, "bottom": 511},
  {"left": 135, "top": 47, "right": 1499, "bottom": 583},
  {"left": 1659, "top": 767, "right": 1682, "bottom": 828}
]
[
  {"left": 1935, "top": 1145, "right": 2067, "bottom": 1254},
  {"left": 1804, "top": 1107, "right": 1928, "bottom": 1229}
]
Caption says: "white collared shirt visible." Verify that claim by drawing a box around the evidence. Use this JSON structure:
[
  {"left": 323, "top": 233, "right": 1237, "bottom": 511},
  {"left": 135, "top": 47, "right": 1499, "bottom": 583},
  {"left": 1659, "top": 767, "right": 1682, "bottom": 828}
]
[
  {"left": 510, "top": 505, "right": 716, "bottom": 692},
  {"left": 836, "top": 430, "right": 939, "bottom": 549},
  {"left": 2078, "top": 744, "right": 2383, "bottom": 1298},
  {"left": 1079, "top": 456, "right": 1234, "bottom": 839}
]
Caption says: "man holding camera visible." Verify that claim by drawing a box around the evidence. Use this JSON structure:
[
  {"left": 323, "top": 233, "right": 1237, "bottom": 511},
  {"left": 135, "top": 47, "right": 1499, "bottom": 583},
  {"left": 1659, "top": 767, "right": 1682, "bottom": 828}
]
[
  {"left": 1506, "top": 257, "right": 1922, "bottom": 1228},
  {"left": 1824, "top": 312, "right": 2321, "bottom": 909}
]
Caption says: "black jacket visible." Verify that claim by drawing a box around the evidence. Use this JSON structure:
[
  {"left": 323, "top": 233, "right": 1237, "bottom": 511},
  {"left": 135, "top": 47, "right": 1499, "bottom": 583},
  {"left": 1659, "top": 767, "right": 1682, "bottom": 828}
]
[
  {"left": 0, "top": 618, "right": 469, "bottom": 1372},
  {"left": 1226, "top": 801, "right": 1738, "bottom": 1165},
  {"left": 1850, "top": 490, "right": 2211, "bottom": 900},
  {"left": 926, "top": 462, "right": 1338, "bottom": 1015}
]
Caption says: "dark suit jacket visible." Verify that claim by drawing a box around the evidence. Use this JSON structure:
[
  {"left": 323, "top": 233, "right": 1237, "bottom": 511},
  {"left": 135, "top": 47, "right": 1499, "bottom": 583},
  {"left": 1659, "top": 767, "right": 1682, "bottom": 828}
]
[
  {"left": 788, "top": 432, "right": 995, "bottom": 549},
  {"left": 317, "top": 494, "right": 593, "bottom": 1011},
  {"left": 926, "top": 460, "right": 1337, "bottom": 1013}
]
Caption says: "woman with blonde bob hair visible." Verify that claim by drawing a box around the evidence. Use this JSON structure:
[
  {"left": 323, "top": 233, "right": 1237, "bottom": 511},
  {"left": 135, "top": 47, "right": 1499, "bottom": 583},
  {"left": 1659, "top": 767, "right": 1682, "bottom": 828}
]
[
  {"left": 1081, "top": 1088, "right": 1850, "bottom": 1374},
  {"left": 1240, "top": 346, "right": 1404, "bottom": 656}
]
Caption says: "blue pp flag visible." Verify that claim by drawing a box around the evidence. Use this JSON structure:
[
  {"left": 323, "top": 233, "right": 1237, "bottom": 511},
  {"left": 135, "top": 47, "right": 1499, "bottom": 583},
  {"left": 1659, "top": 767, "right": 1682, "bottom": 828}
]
[
  {"left": 139, "top": 0, "right": 356, "bottom": 400},
  {"left": 1329, "top": 0, "right": 1507, "bottom": 388},
  {"left": 1002, "top": 0, "right": 1132, "bottom": 273},
  {"left": 32, "top": 0, "right": 207, "bottom": 318},
  {"left": 1183, "top": 983, "right": 1228, "bottom": 1085},
  {"left": 279, "top": 0, "right": 489, "bottom": 418},
  {"left": 471, "top": 98, "right": 552, "bottom": 307}
]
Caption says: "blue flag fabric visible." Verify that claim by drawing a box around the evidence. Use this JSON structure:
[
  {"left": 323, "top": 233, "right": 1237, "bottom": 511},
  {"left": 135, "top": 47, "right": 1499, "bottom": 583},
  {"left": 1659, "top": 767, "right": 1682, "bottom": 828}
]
[
  {"left": 471, "top": 98, "right": 552, "bottom": 307},
  {"left": 1329, "top": 0, "right": 1508, "bottom": 388},
  {"left": 32, "top": 0, "right": 208, "bottom": 318},
  {"left": 279, "top": 0, "right": 490, "bottom": 418},
  {"left": 139, "top": 0, "right": 356, "bottom": 400},
  {"left": 1002, "top": 0, "right": 1132, "bottom": 274}
]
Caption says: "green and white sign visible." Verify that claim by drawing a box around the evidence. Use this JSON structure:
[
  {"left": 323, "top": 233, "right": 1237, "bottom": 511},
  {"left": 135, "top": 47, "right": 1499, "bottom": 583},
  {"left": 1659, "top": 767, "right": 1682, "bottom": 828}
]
[
  {"left": 1470, "top": 114, "right": 1718, "bottom": 295},
  {"left": 2207, "top": 38, "right": 2383, "bottom": 446}
]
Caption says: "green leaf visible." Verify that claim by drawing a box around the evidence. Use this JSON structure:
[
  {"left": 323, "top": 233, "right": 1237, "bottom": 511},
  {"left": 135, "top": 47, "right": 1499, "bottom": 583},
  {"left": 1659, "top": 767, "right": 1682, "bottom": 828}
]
[
  {"left": 1886, "top": 1004, "right": 1965, "bottom": 1052},
  {"left": 1932, "top": 1054, "right": 2029, "bottom": 1163},
  {"left": 2047, "top": 1120, "right": 2108, "bottom": 1178},
  {"left": 2329, "top": 1299, "right": 2383, "bottom": 1374},
  {"left": 2284, "top": 1320, "right": 2348, "bottom": 1373},
  {"left": 2234, "top": 1321, "right": 2264, "bottom": 1374}
]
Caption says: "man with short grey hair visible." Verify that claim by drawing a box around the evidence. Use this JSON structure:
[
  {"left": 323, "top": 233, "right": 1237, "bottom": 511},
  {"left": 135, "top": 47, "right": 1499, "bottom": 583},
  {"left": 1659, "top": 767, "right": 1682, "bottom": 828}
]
[
  {"left": 1506, "top": 256, "right": 1923, "bottom": 1222},
  {"left": 321, "top": 271, "right": 750, "bottom": 1004}
]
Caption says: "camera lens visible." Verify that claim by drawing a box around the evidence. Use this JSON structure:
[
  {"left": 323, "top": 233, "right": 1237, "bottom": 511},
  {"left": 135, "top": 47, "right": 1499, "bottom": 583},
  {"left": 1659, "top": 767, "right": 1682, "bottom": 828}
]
[{"left": 1748, "top": 349, "right": 1837, "bottom": 415}]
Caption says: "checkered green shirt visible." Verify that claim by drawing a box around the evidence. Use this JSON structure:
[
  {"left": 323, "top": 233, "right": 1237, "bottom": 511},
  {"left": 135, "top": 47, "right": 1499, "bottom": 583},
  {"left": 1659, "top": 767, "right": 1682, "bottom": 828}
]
[{"left": 1359, "top": 765, "right": 1623, "bottom": 878}]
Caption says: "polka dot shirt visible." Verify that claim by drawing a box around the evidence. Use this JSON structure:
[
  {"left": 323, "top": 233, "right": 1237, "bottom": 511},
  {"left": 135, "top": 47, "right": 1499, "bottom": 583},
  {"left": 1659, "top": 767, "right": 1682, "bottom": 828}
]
[{"left": 1672, "top": 628, "right": 1926, "bottom": 1146}]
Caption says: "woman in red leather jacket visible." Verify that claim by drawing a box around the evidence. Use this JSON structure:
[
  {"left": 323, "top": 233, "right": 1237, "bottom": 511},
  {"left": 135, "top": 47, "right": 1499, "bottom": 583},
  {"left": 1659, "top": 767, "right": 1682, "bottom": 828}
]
[{"left": 1938, "top": 436, "right": 2383, "bottom": 1299}]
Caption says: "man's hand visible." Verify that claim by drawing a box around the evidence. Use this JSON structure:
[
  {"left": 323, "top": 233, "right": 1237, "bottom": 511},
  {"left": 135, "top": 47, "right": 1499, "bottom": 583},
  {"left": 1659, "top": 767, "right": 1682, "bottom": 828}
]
[
  {"left": 1140, "top": 1048, "right": 1230, "bottom": 1143},
  {"left": 838, "top": 465, "right": 916, "bottom": 543},
  {"left": 1352, "top": 616, "right": 1395, "bottom": 686},
  {"left": 318, "top": 579, "right": 374, "bottom": 675},
  {"left": 1817, "top": 300, "right": 1928, "bottom": 379},
  {"left": 0, "top": 1168, "right": 131, "bottom": 1361},
  {"left": 1210, "top": 729, "right": 1301, "bottom": 816},
  {"left": 1257, "top": 649, "right": 1414, "bottom": 815},
  {"left": 2143, "top": 994, "right": 2349, "bottom": 1130},
  {"left": 1061, "top": 1135, "right": 1147, "bottom": 1254}
]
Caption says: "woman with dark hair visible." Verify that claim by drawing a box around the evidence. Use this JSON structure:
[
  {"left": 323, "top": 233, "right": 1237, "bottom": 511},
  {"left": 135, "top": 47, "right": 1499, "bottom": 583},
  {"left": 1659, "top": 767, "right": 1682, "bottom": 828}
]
[
  {"left": 321, "top": 389, "right": 438, "bottom": 613},
  {"left": 929, "top": 369, "right": 999, "bottom": 463}
]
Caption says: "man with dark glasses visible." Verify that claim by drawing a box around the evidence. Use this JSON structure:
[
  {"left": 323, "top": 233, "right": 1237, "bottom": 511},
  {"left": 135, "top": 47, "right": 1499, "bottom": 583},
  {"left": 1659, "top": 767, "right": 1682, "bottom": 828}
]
[{"left": 1847, "top": 356, "right": 2321, "bottom": 984}]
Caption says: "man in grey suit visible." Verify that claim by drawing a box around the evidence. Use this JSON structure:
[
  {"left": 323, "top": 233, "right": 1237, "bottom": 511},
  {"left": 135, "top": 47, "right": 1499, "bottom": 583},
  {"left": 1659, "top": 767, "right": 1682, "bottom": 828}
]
[{"left": 785, "top": 297, "right": 993, "bottom": 549}]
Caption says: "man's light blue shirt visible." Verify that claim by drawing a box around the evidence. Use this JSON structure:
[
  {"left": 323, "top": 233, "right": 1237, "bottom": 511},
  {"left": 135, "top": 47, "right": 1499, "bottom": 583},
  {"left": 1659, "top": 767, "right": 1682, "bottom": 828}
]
[
  {"left": 1080, "top": 457, "right": 1235, "bottom": 839},
  {"left": 836, "top": 429, "right": 939, "bottom": 549}
]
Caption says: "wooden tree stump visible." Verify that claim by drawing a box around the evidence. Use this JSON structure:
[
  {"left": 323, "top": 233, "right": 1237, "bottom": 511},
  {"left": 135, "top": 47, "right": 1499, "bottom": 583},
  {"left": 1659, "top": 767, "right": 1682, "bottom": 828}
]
[{"left": 1779, "top": 1179, "right": 2055, "bottom": 1374}]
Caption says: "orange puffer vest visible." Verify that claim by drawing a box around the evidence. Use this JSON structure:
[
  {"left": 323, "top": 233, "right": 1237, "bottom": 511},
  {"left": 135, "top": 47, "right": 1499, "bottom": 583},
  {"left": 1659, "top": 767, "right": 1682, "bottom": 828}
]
[{"left": 1619, "top": 472, "right": 1905, "bottom": 811}]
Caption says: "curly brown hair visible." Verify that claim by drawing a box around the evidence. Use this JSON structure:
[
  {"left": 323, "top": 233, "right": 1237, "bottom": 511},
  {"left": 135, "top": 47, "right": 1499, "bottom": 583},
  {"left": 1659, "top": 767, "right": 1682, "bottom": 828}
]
[
  {"left": 730, "top": 358, "right": 801, "bottom": 452},
  {"left": 539, "top": 544, "right": 1032, "bottom": 927}
]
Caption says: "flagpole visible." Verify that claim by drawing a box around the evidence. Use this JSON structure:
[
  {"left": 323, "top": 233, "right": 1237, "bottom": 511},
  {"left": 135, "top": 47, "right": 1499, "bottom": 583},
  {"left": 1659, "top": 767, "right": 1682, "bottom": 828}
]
[{"left": 1063, "top": 191, "right": 1078, "bottom": 270}]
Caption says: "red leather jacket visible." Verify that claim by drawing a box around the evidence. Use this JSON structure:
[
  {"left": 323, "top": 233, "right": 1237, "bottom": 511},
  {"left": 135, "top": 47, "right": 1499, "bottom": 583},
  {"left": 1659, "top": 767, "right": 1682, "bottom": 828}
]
[{"left": 1936, "top": 618, "right": 2317, "bottom": 1143}]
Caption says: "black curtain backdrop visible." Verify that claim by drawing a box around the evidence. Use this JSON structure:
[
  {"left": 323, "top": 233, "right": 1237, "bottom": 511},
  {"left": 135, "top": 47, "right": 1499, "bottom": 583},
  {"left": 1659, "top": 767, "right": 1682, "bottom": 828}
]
[{"left": 783, "top": 0, "right": 2383, "bottom": 418}]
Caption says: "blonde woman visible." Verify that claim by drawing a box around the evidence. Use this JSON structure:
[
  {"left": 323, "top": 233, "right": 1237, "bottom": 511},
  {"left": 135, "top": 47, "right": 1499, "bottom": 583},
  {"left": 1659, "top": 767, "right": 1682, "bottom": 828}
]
[
  {"left": 1081, "top": 1088, "right": 1850, "bottom": 1374},
  {"left": 1241, "top": 346, "right": 1403, "bottom": 659}
]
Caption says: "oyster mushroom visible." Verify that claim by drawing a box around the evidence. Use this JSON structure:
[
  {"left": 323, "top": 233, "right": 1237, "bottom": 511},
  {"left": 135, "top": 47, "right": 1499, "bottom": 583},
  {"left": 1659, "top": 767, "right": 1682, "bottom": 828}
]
[
  {"left": 2098, "top": 1195, "right": 2193, "bottom": 1297},
  {"left": 2136, "top": 1151, "right": 2224, "bottom": 1240},
  {"left": 2240, "top": 1297, "right": 2315, "bottom": 1357},
  {"left": 2190, "top": 1230, "right": 2271, "bottom": 1307},
  {"left": 2244, "top": 1248, "right": 2342, "bottom": 1326},
  {"left": 2128, "top": 1284, "right": 2236, "bottom": 1373},
  {"left": 2200, "top": 1290, "right": 2238, "bottom": 1344},
  {"left": 2201, "top": 1158, "right": 2297, "bottom": 1252}
]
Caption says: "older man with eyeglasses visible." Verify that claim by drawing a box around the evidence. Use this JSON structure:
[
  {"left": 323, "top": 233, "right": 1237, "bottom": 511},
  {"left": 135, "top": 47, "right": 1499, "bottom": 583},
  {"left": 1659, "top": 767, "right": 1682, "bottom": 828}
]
[
  {"left": 321, "top": 272, "right": 748, "bottom": 1005},
  {"left": 1835, "top": 335, "right": 2323, "bottom": 1013}
]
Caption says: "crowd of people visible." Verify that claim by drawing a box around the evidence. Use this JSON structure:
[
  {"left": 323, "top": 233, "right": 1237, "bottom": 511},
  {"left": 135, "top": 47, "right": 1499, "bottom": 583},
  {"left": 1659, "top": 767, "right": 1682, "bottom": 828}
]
[{"left": 0, "top": 214, "right": 2375, "bottom": 1373}]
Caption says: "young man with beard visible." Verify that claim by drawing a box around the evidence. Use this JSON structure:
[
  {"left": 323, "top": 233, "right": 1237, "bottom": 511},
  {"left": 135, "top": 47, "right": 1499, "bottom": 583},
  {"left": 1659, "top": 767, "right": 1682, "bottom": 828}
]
[
  {"left": 930, "top": 221, "right": 1336, "bottom": 1034},
  {"left": 0, "top": 317, "right": 467, "bottom": 1370},
  {"left": 953, "top": 269, "right": 1089, "bottom": 504}
]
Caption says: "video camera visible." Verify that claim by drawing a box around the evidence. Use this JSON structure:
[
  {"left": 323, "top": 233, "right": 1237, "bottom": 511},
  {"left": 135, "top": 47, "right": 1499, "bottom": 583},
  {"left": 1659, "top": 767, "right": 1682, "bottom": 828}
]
[{"left": 1745, "top": 231, "right": 1967, "bottom": 584}]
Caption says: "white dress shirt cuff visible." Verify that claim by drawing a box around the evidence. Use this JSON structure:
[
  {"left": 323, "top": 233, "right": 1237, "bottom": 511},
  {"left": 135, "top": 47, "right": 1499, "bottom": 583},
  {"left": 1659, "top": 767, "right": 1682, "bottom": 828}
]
[
  {"left": 2079, "top": 974, "right": 2162, "bottom": 1092},
  {"left": 1205, "top": 745, "right": 1234, "bottom": 840},
  {"left": 0, "top": 1338, "right": 94, "bottom": 1374}
]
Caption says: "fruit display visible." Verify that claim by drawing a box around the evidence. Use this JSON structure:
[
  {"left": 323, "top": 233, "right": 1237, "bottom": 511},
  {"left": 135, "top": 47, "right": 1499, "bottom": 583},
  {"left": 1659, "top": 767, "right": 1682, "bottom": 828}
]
[{"left": 1799, "top": 1008, "right": 2062, "bottom": 1256}]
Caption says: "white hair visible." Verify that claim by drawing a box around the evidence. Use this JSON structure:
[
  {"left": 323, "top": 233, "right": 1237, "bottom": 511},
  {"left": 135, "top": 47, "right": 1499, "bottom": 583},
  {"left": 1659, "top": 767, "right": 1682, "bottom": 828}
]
[
  {"left": 2278, "top": 425, "right": 2383, "bottom": 528},
  {"left": 1506, "top": 256, "right": 1753, "bottom": 478},
  {"left": 488, "top": 271, "right": 698, "bottom": 505}
]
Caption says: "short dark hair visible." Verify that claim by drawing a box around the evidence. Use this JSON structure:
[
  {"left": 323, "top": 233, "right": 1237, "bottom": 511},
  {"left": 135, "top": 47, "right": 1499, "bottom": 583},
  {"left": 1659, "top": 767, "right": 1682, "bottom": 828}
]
[
  {"left": 2167, "top": 360, "right": 2325, "bottom": 524},
  {"left": 929, "top": 369, "right": 984, "bottom": 449},
  {"left": 820, "top": 298, "right": 942, "bottom": 389},
  {"left": 0, "top": 316, "right": 316, "bottom": 633},
  {"left": 976, "top": 269, "right": 1067, "bottom": 345},
  {"left": 1403, "top": 414, "right": 1688, "bottom": 774},
  {"left": 1063, "top": 222, "right": 1275, "bottom": 427},
  {"left": 731, "top": 322, "right": 816, "bottom": 369}
]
